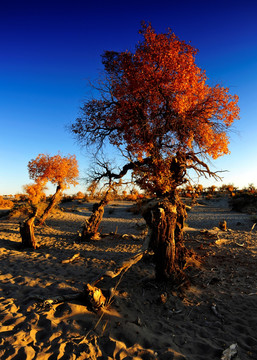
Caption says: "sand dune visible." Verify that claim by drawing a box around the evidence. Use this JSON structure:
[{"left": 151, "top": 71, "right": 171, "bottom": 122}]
[{"left": 0, "top": 198, "right": 257, "bottom": 359}]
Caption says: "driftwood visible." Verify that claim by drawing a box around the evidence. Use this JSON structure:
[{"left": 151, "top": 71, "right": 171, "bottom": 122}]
[
  {"left": 221, "top": 343, "right": 238, "bottom": 360},
  {"left": 31, "top": 285, "right": 106, "bottom": 312},
  {"left": 91, "top": 234, "right": 150, "bottom": 286},
  {"left": 29, "top": 235, "right": 150, "bottom": 311},
  {"left": 83, "top": 235, "right": 150, "bottom": 309},
  {"left": 219, "top": 220, "right": 227, "bottom": 231},
  {"left": 30, "top": 293, "right": 80, "bottom": 306},
  {"left": 61, "top": 253, "right": 81, "bottom": 264},
  {"left": 82, "top": 284, "right": 106, "bottom": 311}
]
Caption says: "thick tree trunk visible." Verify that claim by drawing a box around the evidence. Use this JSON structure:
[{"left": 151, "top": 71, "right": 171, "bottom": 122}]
[
  {"left": 38, "top": 185, "right": 62, "bottom": 226},
  {"left": 142, "top": 194, "right": 187, "bottom": 281},
  {"left": 174, "top": 198, "right": 187, "bottom": 269},
  {"left": 81, "top": 196, "right": 109, "bottom": 241},
  {"left": 20, "top": 209, "right": 38, "bottom": 249}
]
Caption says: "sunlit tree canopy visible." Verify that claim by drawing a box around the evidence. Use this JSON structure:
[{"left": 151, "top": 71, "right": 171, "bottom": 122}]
[
  {"left": 72, "top": 23, "right": 239, "bottom": 196},
  {"left": 28, "top": 153, "right": 79, "bottom": 190}
]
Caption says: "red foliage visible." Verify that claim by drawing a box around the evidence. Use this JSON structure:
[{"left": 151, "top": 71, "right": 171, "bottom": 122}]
[{"left": 72, "top": 23, "right": 239, "bottom": 196}]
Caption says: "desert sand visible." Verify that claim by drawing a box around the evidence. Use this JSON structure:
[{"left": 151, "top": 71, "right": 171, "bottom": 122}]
[{"left": 0, "top": 197, "right": 256, "bottom": 359}]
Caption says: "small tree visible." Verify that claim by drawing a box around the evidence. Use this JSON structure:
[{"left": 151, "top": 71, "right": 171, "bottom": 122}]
[
  {"left": 71, "top": 23, "right": 239, "bottom": 280},
  {"left": 247, "top": 183, "right": 256, "bottom": 194},
  {"left": 28, "top": 153, "right": 79, "bottom": 225},
  {"left": 20, "top": 153, "right": 79, "bottom": 248},
  {"left": 80, "top": 178, "right": 122, "bottom": 241},
  {"left": 74, "top": 191, "right": 85, "bottom": 200},
  {"left": 20, "top": 182, "right": 46, "bottom": 248}
]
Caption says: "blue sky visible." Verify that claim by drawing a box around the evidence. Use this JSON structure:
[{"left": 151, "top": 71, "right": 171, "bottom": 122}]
[{"left": 1, "top": 0, "right": 257, "bottom": 195}]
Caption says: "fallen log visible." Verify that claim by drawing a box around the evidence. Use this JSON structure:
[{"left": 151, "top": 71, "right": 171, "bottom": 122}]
[
  {"left": 29, "top": 235, "right": 150, "bottom": 311},
  {"left": 91, "top": 234, "right": 150, "bottom": 286},
  {"left": 61, "top": 253, "right": 81, "bottom": 264}
]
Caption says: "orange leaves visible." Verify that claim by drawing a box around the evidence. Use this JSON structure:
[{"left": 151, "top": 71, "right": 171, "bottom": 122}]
[
  {"left": 28, "top": 154, "right": 79, "bottom": 189},
  {"left": 24, "top": 183, "right": 46, "bottom": 205},
  {"left": 25, "top": 153, "right": 79, "bottom": 204},
  {"left": 98, "top": 23, "right": 239, "bottom": 161},
  {"left": 0, "top": 196, "right": 14, "bottom": 209},
  {"left": 72, "top": 23, "right": 240, "bottom": 195},
  {"left": 135, "top": 155, "right": 183, "bottom": 195}
]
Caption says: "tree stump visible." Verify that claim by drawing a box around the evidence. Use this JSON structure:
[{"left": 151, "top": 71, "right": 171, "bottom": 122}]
[
  {"left": 20, "top": 214, "right": 37, "bottom": 249},
  {"left": 219, "top": 220, "right": 227, "bottom": 231},
  {"left": 142, "top": 196, "right": 187, "bottom": 281},
  {"left": 81, "top": 198, "right": 109, "bottom": 241},
  {"left": 81, "top": 284, "right": 106, "bottom": 311}
]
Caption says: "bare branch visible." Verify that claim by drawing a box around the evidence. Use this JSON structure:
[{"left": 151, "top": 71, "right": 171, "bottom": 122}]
[
  {"left": 186, "top": 152, "right": 223, "bottom": 181},
  {"left": 89, "top": 156, "right": 153, "bottom": 183}
]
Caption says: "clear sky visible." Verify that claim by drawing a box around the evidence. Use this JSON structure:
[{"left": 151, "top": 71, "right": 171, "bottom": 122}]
[{"left": 1, "top": 0, "right": 257, "bottom": 195}]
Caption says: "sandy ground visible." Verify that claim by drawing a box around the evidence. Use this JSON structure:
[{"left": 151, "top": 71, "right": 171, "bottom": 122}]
[{"left": 0, "top": 197, "right": 256, "bottom": 359}]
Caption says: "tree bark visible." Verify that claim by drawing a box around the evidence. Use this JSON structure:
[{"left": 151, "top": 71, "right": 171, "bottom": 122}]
[
  {"left": 38, "top": 184, "right": 62, "bottom": 226},
  {"left": 20, "top": 209, "right": 38, "bottom": 249},
  {"left": 81, "top": 196, "right": 109, "bottom": 241},
  {"left": 142, "top": 194, "right": 187, "bottom": 281}
]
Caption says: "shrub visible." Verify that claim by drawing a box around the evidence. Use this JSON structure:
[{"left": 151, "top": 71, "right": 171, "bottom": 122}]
[
  {"left": 14, "top": 194, "right": 28, "bottom": 201},
  {"left": 230, "top": 193, "right": 257, "bottom": 213},
  {"left": 9, "top": 202, "right": 32, "bottom": 217},
  {"left": 74, "top": 191, "right": 85, "bottom": 200},
  {"left": 0, "top": 196, "right": 14, "bottom": 208}
]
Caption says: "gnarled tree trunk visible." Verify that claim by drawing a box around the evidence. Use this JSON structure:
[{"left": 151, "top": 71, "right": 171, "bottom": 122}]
[
  {"left": 20, "top": 208, "right": 38, "bottom": 249},
  {"left": 81, "top": 196, "right": 109, "bottom": 241},
  {"left": 38, "top": 184, "right": 62, "bottom": 226},
  {"left": 142, "top": 193, "right": 187, "bottom": 281}
]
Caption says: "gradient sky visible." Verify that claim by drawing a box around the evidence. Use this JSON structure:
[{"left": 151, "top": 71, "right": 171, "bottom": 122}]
[{"left": 1, "top": 0, "right": 257, "bottom": 195}]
